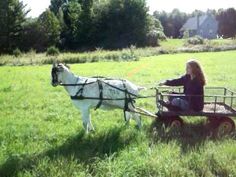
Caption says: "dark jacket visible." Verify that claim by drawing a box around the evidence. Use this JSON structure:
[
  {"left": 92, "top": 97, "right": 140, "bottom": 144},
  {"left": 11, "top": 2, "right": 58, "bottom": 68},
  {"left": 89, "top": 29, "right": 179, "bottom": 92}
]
[{"left": 165, "top": 74, "right": 204, "bottom": 111}]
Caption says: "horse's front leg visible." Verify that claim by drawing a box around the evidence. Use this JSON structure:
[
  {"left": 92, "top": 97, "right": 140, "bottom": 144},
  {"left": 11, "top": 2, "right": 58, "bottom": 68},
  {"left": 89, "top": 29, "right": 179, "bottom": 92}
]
[
  {"left": 81, "top": 107, "right": 94, "bottom": 133},
  {"left": 132, "top": 112, "right": 142, "bottom": 129}
]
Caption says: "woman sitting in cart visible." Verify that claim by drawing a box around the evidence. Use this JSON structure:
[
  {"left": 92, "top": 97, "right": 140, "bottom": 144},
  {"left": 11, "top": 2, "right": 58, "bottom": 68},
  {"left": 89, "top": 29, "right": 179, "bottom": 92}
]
[{"left": 159, "top": 59, "right": 206, "bottom": 112}]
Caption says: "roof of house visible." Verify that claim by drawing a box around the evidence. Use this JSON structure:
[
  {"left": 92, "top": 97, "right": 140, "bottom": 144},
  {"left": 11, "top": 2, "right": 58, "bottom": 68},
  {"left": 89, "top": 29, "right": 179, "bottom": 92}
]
[{"left": 180, "top": 15, "right": 209, "bottom": 31}]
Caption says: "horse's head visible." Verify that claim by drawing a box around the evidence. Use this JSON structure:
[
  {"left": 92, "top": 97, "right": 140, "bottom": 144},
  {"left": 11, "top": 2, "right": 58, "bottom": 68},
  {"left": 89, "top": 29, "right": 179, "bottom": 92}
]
[{"left": 51, "top": 62, "right": 70, "bottom": 87}]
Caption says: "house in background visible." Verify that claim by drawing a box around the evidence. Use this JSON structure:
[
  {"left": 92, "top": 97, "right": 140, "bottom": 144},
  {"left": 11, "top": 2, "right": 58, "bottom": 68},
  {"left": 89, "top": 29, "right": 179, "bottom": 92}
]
[{"left": 180, "top": 14, "right": 218, "bottom": 39}]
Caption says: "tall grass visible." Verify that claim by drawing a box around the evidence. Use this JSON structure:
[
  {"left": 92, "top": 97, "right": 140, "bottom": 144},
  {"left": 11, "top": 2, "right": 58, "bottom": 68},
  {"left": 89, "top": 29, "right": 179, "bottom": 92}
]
[{"left": 1, "top": 39, "right": 236, "bottom": 66}]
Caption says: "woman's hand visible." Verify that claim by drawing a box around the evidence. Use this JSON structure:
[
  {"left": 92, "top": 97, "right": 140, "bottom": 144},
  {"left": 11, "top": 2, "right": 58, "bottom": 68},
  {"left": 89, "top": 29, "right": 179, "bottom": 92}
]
[{"left": 158, "top": 81, "right": 166, "bottom": 86}]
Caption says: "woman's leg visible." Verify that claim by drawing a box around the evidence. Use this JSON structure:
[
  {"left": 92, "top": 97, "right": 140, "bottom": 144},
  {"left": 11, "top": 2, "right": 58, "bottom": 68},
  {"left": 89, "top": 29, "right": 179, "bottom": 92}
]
[
  {"left": 171, "top": 98, "right": 189, "bottom": 111},
  {"left": 168, "top": 92, "right": 179, "bottom": 103}
]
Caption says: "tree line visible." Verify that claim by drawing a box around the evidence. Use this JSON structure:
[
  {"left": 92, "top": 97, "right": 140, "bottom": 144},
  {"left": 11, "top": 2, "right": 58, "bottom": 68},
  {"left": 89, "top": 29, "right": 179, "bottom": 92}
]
[
  {"left": 0, "top": 0, "right": 236, "bottom": 54},
  {"left": 0, "top": 0, "right": 165, "bottom": 53}
]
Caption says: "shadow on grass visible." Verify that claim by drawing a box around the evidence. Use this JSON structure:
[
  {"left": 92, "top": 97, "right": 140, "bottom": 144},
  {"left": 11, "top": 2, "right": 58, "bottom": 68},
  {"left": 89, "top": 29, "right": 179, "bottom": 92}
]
[
  {"left": 0, "top": 126, "right": 137, "bottom": 177},
  {"left": 149, "top": 118, "right": 236, "bottom": 153}
]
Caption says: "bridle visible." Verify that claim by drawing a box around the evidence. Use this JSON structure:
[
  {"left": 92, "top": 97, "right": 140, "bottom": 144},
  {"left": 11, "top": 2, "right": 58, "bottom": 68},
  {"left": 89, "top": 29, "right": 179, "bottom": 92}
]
[{"left": 51, "top": 67, "right": 60, "bottom": 86}]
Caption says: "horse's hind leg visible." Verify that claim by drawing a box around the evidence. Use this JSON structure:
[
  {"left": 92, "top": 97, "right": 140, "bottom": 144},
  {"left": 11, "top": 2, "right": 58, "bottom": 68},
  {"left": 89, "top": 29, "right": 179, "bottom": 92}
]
[{"left": 132, "top": 112, "right": 142, "bottom": 129}]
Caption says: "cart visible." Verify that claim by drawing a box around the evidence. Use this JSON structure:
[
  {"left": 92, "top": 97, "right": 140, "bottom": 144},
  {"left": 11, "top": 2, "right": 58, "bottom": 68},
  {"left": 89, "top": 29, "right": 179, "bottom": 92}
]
[{"left": 149, "top": 86, "right": 236, "bottom": 136}]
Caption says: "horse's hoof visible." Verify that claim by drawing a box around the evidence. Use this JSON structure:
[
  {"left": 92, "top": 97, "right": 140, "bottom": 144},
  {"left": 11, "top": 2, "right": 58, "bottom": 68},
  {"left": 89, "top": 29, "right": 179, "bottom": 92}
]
[{"left": 90, "top": 129, "right": 95, "bottom": 133}]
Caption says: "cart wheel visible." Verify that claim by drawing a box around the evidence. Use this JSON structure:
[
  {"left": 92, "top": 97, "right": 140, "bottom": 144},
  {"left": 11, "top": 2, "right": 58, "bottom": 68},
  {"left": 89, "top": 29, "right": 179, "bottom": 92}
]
[
  {"left": 166, "top": 116, "right": 184, "bottom": 128},
  {"left": 206, "top": 117, "right": 219, "bottom": 130},
  {"left": 217, "top": 117, "right": 235, "bottom": 136}
]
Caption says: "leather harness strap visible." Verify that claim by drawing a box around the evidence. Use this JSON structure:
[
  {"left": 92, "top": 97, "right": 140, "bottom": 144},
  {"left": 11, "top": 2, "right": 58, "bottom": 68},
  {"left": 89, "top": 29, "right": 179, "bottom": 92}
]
[
  {"left": 122, "top": 81, "right": 129, "bottom": 121},
  {"left": 94, "top": 79, "right": 103, "bottom": 110},
  {"left": 71, "top": 79, "right": 88, "bottom": 100},
  {"left": 122, "top": 81, "right": 129, "bottom": 111},
  {"left": 70, "top": 78, "right": 136, "bottom": 113},
  {"left": 122, "top": 80, "right": 136, "bottom": 121}
]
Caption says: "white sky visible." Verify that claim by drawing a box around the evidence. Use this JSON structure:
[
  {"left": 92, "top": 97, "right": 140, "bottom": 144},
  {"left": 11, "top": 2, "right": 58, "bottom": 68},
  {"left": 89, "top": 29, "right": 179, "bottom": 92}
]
[
  {"left": 22, "top": 0, "right": 51, "bottom": 17},
  {"left": 22, "top": 0, "right": 236, "bottom": 17}
]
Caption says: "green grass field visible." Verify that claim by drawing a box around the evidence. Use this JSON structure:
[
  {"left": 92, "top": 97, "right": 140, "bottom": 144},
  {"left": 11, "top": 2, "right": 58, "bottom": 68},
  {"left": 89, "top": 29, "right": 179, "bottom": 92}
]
[{"left": 0, "top": 51, "right": 236, "bottom": 176}]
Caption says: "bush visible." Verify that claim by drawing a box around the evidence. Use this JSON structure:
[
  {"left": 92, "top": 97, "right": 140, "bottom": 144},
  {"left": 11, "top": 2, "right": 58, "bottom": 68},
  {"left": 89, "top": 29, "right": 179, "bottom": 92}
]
[
  {"left": 186, "top": 36, "right": 204, "bottom": 45},
  {"left": 183, "top": 31, "right": 190, "bottom": 39},
  {"left": 46, "top": 46, "right": 60, "bottom": 56},
  {"left": 12, "top": 48, "right": 22, "bottom": 57},
  {"left": 157, "top": 31, "right": 167, "bottom": 41},
  {"left": 28, "top": 48, "right": 36, "bottom": 55},
  {"left": 146, "top": 30, "right": 159, "bottom": 47}
]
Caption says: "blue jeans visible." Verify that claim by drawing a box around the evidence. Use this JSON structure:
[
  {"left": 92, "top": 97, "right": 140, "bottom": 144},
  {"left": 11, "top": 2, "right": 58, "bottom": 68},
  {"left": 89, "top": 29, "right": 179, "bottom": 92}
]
[{"left": 171, "top": 98, "right": 189, "bottom": 111}]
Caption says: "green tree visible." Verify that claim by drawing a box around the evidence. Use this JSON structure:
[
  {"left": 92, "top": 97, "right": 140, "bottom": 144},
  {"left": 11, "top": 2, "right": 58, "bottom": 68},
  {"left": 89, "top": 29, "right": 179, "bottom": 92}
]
[
  {"left": 20, "top": 18, "right": 42, "bottom": 51},
  {"left": 21, "top": 10, "right": 61, "bottom": 52},
  {"left": 217, "top": 8, "right": 236, "bottom": 38},
  {"left": 62, "top": 0, "right": 82, "bottom": 49},
  {"left": 50, "top": 0, "right": 94, "bottom": 49},
  {"left": 50, "top": 0, "right": 67, "bottom": 15},
  {"left": 190, "top": 10, "right": 204, "bottom": 17},
  {"left": 37, "top": 10, "right": 61, "bottom": 51},
  {"left": 95, "top": 0, "right": 150, "bottom": 48},
  {"left": 147, "top": 15, "right": 166, "bottom": 45},
  {"left": 48, "top": 0, "right": 163, "bottom": 50},
  {"left": 77, "top": 0, "right": 94, "bottom": 45},
  {"left": 0, "top": 0, "right": 29, "bottom": 53},
  {"left": 153, "top": 9, "right": 188, "bottom": 38}
]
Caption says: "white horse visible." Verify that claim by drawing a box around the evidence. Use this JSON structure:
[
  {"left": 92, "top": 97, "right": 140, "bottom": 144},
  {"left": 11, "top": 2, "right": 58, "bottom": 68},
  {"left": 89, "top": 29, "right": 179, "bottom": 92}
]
[{"left": 51, "top": 63, "right": 145, "bottom": 133}]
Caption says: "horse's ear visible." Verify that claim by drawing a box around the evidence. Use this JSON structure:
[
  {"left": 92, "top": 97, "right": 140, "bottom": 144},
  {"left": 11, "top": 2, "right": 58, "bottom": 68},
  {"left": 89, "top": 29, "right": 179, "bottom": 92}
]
[
  {"left": 53, "top": 59, "right": 60, "bottom": 67},
  {"left": 53, "top": 60, "right": 56, "bottom": 67}
]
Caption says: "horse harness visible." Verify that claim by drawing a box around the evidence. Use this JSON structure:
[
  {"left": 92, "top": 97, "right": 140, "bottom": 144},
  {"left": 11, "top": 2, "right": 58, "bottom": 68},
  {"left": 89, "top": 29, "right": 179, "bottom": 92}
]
[{"left": 67, "top": 77, "right": 137, "bottom": 113}]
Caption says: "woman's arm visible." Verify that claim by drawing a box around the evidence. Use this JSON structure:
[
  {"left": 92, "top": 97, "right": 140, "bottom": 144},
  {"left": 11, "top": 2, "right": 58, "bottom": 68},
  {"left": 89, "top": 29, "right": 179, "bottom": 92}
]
[{"left": 163, "top": 75, "right": 187, "bottom": 86}]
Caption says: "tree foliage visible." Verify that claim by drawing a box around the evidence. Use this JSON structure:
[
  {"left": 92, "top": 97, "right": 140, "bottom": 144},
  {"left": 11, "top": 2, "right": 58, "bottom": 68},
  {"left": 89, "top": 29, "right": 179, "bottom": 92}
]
[
  {"left": 38, "top": 10, "right": 61, "bottom": 50},
  {"left": 21, "top": 10, "right": 61, "bottom": 51},
  {"left": 217, "top": 8, "right": 236, "bottom": 38},
  {"left": 93, "top": 0, "right": 150, "bottom": 48},
  {"left": 0, "top": 0, "right": 29, "bottom": 53},
  {"left": 153, "top": 9, "right": 188, "bottom": 38},
  {"left": 50, "top": 0, "right": 67, "bottom": 16}
]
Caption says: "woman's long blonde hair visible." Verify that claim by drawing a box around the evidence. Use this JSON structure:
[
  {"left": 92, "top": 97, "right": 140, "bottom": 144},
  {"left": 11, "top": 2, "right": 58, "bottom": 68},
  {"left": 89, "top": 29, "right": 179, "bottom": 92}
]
[{"left": 187, "top": 59, "right": 206, "bottom": 86}]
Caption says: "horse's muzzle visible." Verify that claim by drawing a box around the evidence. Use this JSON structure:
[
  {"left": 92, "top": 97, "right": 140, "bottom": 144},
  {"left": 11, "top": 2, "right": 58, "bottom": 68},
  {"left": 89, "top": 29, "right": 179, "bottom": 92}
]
[{"left": 51, "top": 82, "right": 59, "bottom": 87}]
